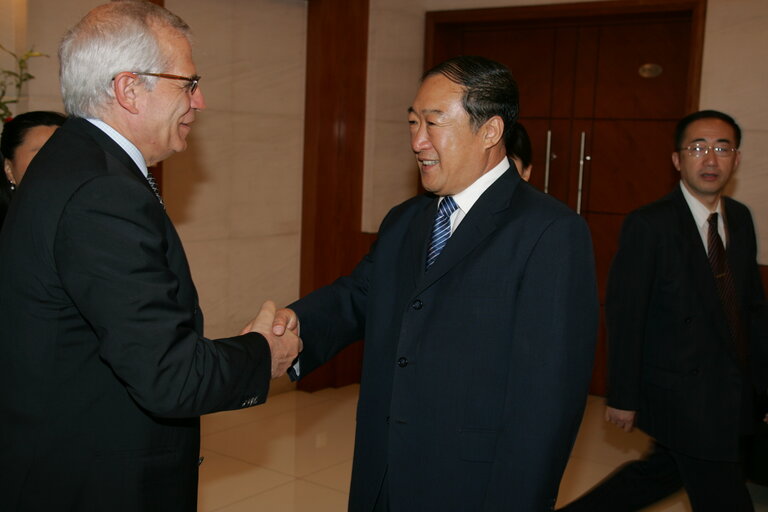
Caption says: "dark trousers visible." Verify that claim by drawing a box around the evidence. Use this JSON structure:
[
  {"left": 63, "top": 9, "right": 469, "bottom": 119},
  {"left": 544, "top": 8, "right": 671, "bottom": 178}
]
[
  {"left": 372, "top": 467, "right": 390, "bottom": 512},
  {"left": 558, "top": 442, "right": 753, "bottom": 512}
]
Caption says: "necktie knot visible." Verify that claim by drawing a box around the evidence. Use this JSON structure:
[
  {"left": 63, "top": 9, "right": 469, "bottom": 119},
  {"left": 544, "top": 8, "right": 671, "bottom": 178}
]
[
  {"left": 425, "top": 196, "right": 458, "bottom": 271},
  {"left": 708, "top": 212, "right": 718, "bottom": 230},
  {"left": 438, "top": 195, "right": 458, "bottom": 219}
]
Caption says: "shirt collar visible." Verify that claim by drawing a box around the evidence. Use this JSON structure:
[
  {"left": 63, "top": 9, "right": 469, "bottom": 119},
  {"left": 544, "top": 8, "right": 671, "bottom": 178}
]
[
  {"left": 679, "top": 180, "right": 722, "bottom": 229},
  {"left": 449, "top": 157, "right": 510, "bottom": 213},
  {"left": 85, "top": 118, "right": 149, "bottom": 178}
]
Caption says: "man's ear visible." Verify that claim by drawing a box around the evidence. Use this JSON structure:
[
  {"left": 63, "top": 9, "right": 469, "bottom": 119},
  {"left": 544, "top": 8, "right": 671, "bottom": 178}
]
[
  {"left": 112, "top": 71, "right": 141, "bottom": 114},
  {"left": 671, "top": 151, "right": 681, "bottom": 171},
  {"left": 482, "top": 116, "right": 504, "bottom": 149}
]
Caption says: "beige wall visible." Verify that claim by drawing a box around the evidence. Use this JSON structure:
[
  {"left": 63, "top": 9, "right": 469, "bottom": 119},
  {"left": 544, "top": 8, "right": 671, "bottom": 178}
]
[
  {"left": 700, "top": 0, "right": 768, "bottom": 263},
  {"left": 363, "top": 0, "right": 768, "bottom": 264},
  {"left": 10, "top": 0, "right": 307, "bottom": 393}
]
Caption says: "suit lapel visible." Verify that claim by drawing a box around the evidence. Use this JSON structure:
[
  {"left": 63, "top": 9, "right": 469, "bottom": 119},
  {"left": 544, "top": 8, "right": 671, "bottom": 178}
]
[
  {"left": 722, "top": 198, "right": 748, "bottom": 301},
  {"left": 415, "top": 170, "right": 519, "bottom": 293},
  {"left": 403, "top": 196, "right": 438, "bottom": 288},
  {"left": 72, "top": 118, "right": 157, "bottom": 199},
  {"left": 672, "top": 189, "right": 731, "bottom": 342}
]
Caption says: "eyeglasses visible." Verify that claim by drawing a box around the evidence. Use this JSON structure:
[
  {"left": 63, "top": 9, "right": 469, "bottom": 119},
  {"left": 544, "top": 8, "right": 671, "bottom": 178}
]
[
  {"left": 130, "top": 72, "right": 201, "bottom": 94},
  {"left": 680, "top": 143, "right": 737, "bottom": 158}
]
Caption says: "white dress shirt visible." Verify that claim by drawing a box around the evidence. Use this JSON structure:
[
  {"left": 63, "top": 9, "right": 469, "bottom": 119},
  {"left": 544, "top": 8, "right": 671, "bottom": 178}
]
[
  {"left": 438, "top": 157, "right": 511, "bottom": 234},
  {"left": 679, "top": 181, "right": 726, "bottom": 253},
  {"left": 86, "top": 118, "right": 149, "bottom": 179}
]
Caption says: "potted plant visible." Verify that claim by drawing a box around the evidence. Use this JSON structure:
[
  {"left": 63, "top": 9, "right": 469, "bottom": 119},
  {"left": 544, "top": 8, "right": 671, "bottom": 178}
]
[{"left": 0, "top": 43, "right": 47, "bottom": 124}]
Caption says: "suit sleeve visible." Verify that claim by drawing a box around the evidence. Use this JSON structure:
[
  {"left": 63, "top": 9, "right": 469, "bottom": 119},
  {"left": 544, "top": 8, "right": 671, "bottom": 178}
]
[
  {"left": 289, "top": 239, "right": 374, "bottom": 377},
  {"left": 605, "top": 211, "right": 657, "bottom": 410},
  {"left": 485, "top": 214, "right": 599, "bottom": 510},
  {"left": 743, "top": 211, "right": 768, "bottom": 394},
  {"left": 54, "top": 175, "right": 271, "bottom": 418}
]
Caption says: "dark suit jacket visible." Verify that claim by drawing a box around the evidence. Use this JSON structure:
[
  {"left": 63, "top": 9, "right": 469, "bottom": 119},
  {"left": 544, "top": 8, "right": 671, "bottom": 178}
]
[
  {"left": 606, "top": 186, "right": 767, "bottom": 462},
  {"left": 0, "top": 118, "right": 272, "bottom": 511},
  {"left": 292, "top": 169, "right": 599, "bottom": 511}
]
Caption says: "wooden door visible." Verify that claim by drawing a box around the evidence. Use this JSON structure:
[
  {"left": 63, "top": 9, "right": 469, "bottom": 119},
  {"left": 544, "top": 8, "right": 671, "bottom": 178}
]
[{"left": 426, "top": 1, "right": 706, "bottom": 395}]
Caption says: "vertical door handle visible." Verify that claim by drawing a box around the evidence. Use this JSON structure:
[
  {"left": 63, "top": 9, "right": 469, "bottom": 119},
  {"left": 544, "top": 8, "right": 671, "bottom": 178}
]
[
  {"left": 576, "top": 131, "right": 591, "bottom": 215},
  {"left": 543, "top": 130, "right": 552, "bottom": 194}
]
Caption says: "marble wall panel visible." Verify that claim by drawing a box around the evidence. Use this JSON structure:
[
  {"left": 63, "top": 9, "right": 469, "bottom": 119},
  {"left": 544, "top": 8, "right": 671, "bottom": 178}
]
[
  {"left": 230, "top": 0, "right": 307, "bottom": 117},
  {"left": 228, "top": 112, "right": 304, "bottom": 239}
]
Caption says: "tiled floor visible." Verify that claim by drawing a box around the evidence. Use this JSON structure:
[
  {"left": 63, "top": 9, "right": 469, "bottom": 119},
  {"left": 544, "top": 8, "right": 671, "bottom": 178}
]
[{"left": 199, "top": 385, "right": 768, "bottom": 511}]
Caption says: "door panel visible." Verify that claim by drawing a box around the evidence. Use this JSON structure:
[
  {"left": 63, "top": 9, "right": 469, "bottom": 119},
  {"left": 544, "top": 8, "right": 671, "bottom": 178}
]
[
  {"left": 587, "top": 120, "right": 679, "bottom": 214},
  {"left": 593, "top": 20, "right": 691, "bottom": 119},
  {"left": 586, "top": 212, "right": 625, "bottom": 302}
]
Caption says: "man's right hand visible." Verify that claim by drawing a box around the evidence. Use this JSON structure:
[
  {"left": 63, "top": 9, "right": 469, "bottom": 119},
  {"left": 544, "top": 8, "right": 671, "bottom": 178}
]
[
  {"left": 605, "top": 406, "right": 636, "bottom": 432},
  {"left": 241, "top": 301, "right": 302, "bottom": 378}
]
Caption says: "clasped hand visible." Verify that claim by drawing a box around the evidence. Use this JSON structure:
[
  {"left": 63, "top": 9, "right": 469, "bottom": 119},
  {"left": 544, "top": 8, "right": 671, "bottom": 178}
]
[{"left": 240, "top": 301, "right": 302, "bottom": 378}]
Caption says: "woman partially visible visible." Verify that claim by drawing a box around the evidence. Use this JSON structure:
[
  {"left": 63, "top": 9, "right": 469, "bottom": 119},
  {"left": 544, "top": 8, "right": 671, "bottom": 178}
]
[
  {"left": 0, "top": 111, "right": 66, "bottom": 227},
  {"left": 509, "top": 122, "right": 532, "bottom": 182}
]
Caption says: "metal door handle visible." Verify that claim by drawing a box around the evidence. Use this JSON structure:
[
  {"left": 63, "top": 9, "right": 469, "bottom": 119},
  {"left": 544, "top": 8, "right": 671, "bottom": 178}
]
[
  {"left": 544, "top": 130, "right": 552, "bottom": 194},
  {"left": 577, "top": 131, "right": 591, "bottom": 214}
]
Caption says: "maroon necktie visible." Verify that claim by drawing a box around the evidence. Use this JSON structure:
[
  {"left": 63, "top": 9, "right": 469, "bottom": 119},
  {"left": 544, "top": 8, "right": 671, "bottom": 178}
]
[{"left": 707, "top": 212, "right": 748, "bottom": 368}]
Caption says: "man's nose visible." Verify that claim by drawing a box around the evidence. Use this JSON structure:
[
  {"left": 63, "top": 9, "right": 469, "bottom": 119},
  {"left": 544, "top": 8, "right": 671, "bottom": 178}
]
[
  {"left": 411, "top": 125, "right": 430, "bottom": 153},
  {"left": 192, "top": 87, "right": 206, "bottom": 110}
]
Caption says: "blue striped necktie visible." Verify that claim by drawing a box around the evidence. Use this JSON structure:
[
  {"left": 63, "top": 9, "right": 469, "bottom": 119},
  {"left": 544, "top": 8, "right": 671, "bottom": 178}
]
[{"left": 426, "top": 196, "right": 458, "bottom": 271}]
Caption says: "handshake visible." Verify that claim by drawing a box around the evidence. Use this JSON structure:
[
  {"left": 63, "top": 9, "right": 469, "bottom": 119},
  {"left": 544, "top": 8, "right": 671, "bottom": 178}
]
[{"left": 240, "top": 301, "right": 302, "bottom": 378}]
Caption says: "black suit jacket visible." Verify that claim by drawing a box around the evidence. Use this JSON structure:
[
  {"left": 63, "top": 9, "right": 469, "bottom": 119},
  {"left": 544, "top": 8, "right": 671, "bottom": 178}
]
[
  {"left": 0, "top": 118, "right": 272, "bottom": 511},
  {"left": 606, "top": 186, "right": 767, "bottom": 462},
  {"left": 292, "top": 169, "right": 599, "bottom": 511}
]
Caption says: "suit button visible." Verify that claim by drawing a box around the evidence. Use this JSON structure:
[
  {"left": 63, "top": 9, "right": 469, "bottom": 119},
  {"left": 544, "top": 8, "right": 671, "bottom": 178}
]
[
  {"left": 684, "top": 317, "right": 693, "bottom": 325},
  {"left": 411, "top": 300, "right": 423, "bottom": 310},
  {"left": 397, "top": 357, "right": 408, "bottom": 368},
  {"left": 691, "top": 368, "right": 699, "bottom": 376}
]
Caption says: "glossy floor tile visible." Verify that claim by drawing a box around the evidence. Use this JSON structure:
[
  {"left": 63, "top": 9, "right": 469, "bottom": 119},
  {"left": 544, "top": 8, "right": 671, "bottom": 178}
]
[{"left": 199, "top": 386, "right": 768, "bottom": 511}]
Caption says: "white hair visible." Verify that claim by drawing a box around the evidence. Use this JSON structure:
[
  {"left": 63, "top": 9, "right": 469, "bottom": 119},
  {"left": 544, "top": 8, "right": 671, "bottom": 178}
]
[{"left": 59, "top": 0, "right": 191, "bottom": 118}]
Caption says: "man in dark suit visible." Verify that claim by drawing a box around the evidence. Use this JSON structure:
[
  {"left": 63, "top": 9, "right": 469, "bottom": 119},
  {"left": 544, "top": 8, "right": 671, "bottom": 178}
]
[
  {"left": 0, "top": 1, "right": 300, "bottom": 510},
  {"left": 559, "top": 110, "right": 768, "bottom": 511},
  {"left": 268, "top": 56, "right": 599, "bottom": 511}
]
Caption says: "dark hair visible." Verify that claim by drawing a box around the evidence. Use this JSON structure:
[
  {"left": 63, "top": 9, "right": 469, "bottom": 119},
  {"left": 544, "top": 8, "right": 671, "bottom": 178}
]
[
  {"left": 1, "top": 111, "right": 67, "bottom": 162},
  {"left": 1, "top": 111, "right": 66, "bottom": 227},
  {"left": 674, "top": 110, "right": 741, "bottom": 150},
  {"left": 423, "top": 56, "right": 519, "bottom": 151},
  {"left": 509, "top": 122, "right": 532, "bottom": 169}
]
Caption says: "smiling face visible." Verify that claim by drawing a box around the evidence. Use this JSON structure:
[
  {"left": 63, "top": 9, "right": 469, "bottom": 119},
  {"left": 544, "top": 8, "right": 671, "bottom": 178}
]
[
  {"left": 133, "top": 25, "right": 206, "bottom": 166},
  {"left": 672, "top": 117, "right": 740, "bottom": 208},
  {"left": 408, "top": 74, "right": 504, "bottom": 196}
]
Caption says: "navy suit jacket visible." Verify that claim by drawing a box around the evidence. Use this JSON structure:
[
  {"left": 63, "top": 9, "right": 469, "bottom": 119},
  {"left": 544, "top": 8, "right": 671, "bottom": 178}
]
[
  {"left": 0, "top": 118, "right": 272, "bottom": 511},
  {"left": 606, "top": 187, "right": 768, "bottom": 461},
  {"left": 292, "top": 168, "right": 599, "bottom": 511}
]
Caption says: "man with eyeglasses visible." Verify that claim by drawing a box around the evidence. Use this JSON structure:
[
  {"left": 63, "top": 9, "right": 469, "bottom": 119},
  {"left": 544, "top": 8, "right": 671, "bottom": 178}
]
[
  {"left": 559, "top": 110, "right": 768, "bottom": 511},
  {"left": 0, "top": 1, "right": 300, "bottom": 510}
]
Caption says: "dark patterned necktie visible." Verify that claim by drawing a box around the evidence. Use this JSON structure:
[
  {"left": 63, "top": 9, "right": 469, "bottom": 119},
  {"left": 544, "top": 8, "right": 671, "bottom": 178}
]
[
  {"left": 707, "top": 212, "right": 747, "bottom": 367},
  {"left": 146, "top": 170, "right": 164, "bottom": 208},
  {"left": 426, "top": 196, "right": 458, "bottom": 271}
]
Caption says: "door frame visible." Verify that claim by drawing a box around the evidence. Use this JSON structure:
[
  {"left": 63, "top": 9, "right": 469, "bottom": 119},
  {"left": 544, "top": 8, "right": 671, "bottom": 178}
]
[{"left": 425, "top": 0, "right": 707, "bottom": 115}]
